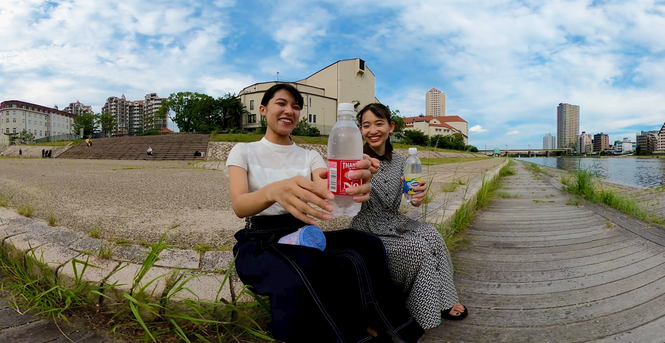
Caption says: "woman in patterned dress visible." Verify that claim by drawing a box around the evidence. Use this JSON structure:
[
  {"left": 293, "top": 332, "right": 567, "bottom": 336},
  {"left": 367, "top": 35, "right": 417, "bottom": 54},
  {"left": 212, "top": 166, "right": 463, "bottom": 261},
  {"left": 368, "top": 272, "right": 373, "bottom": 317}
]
[{"left": 350, "top": 103, "right": 467, "bottom": 330}]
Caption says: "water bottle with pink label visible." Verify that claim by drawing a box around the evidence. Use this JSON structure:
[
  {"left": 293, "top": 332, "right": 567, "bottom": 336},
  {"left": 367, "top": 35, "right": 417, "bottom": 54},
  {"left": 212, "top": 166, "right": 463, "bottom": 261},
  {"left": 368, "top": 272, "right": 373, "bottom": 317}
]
[{"left": 327, "top": 103, "right": 363, "bottom": 217}]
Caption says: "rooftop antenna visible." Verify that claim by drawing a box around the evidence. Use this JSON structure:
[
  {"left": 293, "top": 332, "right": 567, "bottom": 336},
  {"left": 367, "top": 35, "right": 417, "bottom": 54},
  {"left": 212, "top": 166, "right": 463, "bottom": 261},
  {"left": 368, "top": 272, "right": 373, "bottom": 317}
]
[{"left": 276, "top": 71, "right": 280, "bottom": 82}]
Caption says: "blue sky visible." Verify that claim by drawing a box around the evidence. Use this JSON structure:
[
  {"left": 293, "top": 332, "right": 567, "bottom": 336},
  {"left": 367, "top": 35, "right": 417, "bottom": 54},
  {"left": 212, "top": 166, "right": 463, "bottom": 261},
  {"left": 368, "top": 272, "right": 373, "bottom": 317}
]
[{"left": 1, "top": 0, "right": 664, "bottom": 149}]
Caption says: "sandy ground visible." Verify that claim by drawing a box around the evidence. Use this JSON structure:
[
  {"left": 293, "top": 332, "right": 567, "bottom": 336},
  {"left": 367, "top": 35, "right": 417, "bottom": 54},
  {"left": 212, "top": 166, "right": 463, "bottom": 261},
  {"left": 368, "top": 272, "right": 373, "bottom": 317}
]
[
  {"left": 0, "top": 158, "right": 244, "bottom": 249},
  {"left": 0, "top": 156, "right": 506, "bottom": 249}
]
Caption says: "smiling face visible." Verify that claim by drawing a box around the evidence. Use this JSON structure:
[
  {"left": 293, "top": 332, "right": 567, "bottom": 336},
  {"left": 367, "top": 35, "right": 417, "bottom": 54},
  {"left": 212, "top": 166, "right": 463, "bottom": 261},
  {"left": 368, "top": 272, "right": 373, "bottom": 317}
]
[
  {"left": 360, "top": 109, "right": 395, "bottom": 156},
  {"left": 260, "top": 89, "right": 301, "bottom": 144}
]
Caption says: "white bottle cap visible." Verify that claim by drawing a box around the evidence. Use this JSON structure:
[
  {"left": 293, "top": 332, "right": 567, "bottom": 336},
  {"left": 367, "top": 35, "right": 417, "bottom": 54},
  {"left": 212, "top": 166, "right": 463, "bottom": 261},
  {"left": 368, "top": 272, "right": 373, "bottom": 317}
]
[
  {"left": 409, "top": 147, "right": 418, "bottom": 155},
  {"left": 338, "top": 103, "right": 355, "bottom": 114}
]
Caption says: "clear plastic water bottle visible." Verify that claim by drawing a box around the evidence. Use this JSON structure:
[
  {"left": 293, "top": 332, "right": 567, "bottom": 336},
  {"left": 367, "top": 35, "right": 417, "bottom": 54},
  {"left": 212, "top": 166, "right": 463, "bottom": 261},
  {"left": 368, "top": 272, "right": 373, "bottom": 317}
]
[
  {"left": 404, "top": 147, "right": 422, "bottom": 205},
  {"left": 328, "top": 103, "right": 363, "bottom": 217}
]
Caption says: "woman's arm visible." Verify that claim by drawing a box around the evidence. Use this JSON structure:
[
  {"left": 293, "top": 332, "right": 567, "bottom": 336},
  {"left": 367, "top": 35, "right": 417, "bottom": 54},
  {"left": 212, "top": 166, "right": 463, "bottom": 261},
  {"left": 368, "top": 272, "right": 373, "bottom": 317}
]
[{"left": 229, "top": 166, "right": 334, "bottom": 225}]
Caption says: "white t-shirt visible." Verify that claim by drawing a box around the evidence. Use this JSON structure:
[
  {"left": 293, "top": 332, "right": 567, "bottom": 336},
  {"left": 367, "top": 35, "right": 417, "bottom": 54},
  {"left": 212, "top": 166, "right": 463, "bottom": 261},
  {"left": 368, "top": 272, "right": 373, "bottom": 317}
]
[{"left": 226, "top": 138, "right": 327, "bottom": 216}]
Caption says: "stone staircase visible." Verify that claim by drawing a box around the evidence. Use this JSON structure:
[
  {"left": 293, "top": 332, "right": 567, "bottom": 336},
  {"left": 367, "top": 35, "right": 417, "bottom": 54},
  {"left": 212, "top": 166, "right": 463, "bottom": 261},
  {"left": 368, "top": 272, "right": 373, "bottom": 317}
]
[{"left": 57, "top": 134, "right": 210, "bottom": 161}]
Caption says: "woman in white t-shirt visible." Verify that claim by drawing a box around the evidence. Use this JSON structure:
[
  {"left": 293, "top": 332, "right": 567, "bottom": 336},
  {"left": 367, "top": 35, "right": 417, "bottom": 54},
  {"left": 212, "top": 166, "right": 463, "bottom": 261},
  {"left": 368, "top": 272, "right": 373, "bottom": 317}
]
[{"left": 226, "top": 84, "right": 424, "bottom": 343}]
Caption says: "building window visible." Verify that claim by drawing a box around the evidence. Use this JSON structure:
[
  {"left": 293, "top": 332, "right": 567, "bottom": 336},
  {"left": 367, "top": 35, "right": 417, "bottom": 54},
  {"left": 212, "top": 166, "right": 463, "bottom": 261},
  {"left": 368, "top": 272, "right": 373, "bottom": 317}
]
[
  {"left": 40, "top": 130, "right": 42, "bottom": 136},
  {"left": 5, "top": 118, "right": 7, "bottom": 123},
  {"left": 247, "top": 114, "right": 256, "bottom": 124},
  {"left": 12, "top": 118, "right": 15, "bottom": 123},
  {"left": 250, "top": 100, "right": 254, "bottom": 110},
  {"left": 5, "top": 128, "right": 8, "bottom": 133},
  {"left": 13, "top": 128, "right": 16, "bottom": 133},
  {"left": 309, "top": 114, "right": 317, "bottom": 123}
]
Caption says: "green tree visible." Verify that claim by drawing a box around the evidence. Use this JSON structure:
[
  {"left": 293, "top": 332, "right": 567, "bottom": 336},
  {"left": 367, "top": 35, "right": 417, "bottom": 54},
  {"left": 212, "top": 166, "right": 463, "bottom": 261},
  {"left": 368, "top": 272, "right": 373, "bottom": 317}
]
[
  {"left": 403, "top": 130, "right": 429, "bottom": 146},
  {"left": 96, "top": 112, "right": 116, "bottom": 137},
  {"left": 72, "top": 113, "right": 97, "bottom": 137},
  {"left": 292, "top": 118, "right": 320, "bottom": 136},
  {"left": 218, "top": 93, "right": 249, "bottom": 132},
  {"left": 10, "top": 130, "right": 35, "bottom": 144},
  {"left": 386, "top": 106, "right": 406, "bottom": 133}
]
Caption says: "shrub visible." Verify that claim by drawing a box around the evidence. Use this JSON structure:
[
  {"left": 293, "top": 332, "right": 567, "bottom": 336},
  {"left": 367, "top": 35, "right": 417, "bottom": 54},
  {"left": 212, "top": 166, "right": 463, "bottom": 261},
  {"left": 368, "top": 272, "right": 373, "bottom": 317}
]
[{"left": 17, "top": 205, "right": 35, "bottom": 217}]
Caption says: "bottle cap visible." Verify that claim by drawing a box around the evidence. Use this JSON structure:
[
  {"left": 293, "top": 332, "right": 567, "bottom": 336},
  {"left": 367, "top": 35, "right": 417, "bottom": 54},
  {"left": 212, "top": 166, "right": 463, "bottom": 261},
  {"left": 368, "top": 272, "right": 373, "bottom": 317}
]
[
  {"left": 409, "top": 147, "right": 418, "bottom": 155},
  {"left": 298, "top": 225, "right": 326, "bottom": 251},
  {"left": 337, "top": 103, "right": 355, "bottom": 115}
]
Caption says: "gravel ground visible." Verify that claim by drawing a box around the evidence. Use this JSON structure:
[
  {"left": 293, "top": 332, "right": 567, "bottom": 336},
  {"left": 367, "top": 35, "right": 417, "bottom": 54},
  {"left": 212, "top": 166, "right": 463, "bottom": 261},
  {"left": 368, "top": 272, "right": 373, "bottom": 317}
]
[
  {"left": 0, "top": 156, "right": 505, "bottom": 250},
  {"left": 0, "top": 158, "right": 244, "bottom": 249}
]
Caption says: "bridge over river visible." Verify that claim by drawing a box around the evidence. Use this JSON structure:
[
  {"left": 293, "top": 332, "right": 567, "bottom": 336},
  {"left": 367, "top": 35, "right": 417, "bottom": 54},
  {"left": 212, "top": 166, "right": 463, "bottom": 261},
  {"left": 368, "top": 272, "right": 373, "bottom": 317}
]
[{"left": 423, "top": 161, "right": 665, "bottom": 342}]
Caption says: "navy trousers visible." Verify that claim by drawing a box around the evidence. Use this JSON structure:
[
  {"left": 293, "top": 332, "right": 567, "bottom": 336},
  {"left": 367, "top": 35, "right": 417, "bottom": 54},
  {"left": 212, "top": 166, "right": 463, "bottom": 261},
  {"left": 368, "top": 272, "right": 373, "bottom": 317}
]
[{"left": 233, "top": 214, "right": 424, "bottom": 343}]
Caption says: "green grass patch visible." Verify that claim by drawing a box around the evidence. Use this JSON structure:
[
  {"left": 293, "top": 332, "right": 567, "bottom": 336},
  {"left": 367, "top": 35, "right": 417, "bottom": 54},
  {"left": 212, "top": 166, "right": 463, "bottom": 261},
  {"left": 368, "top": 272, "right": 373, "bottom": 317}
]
[
  {"left": 27, "top": 140, "right": 76, "bottom": 146},
  {"left": 420, "top": 157, "right": 488, "bottom": 165},
  {"left": 115, "top": 238, "right": 130, "bottom": 246},
  {"left": 17, "top": 205, "right": 35, "bottom": 217},
  {"left": 193, "top": 244, "right": 213, "bottom": 254},
  {"left": 89, "top": 227, "right": 101, "bottom": 238},
  {"left": 441, "top": 182, "right": 460, "bottom": 192},
  {"left": 97, "top": 244, "right": 114, "bottom": 259},
  {"left": 560, "top": 169, "right": 665, "bottom": 225},
  {"left": 47, "top": 213, "right": 57, "bottom": 226},
  {"left": 497, "top": 192, "right": 520, "bottom": 198},
  {"left": 526, "top": 162, "right": 543, "bottom": 174},
  {"left": 437, "top": 174, "right": 501, "bottom": 253},
  {"left": 0, "top": 195, "right": 10, "bottom": 207},
  {"left": 0, "top": 231, "right": 273, "bottom": 343},
  {"left": 392, "top": 143, "right": 472, "bottom": 154}
]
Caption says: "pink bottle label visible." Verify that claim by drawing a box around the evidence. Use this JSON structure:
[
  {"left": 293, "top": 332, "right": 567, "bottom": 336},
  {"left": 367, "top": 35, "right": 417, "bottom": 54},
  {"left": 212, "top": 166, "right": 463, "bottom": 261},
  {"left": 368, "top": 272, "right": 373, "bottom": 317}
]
[{"left": 328, "top": 159, "right": 362, "bottom": 195}]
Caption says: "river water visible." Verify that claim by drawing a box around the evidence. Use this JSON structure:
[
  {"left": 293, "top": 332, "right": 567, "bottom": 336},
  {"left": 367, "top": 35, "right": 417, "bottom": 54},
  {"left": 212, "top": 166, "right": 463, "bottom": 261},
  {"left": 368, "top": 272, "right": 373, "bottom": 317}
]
[{"left": 519, "top": 157, "right": 665, "bottom": 188}]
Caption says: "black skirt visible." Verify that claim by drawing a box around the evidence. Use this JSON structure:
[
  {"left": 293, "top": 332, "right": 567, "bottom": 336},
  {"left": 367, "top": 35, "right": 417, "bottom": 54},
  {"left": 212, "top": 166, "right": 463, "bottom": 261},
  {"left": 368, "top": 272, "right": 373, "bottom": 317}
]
[{"left": 233, "top": 214, "right": 424, "bottom": 343}]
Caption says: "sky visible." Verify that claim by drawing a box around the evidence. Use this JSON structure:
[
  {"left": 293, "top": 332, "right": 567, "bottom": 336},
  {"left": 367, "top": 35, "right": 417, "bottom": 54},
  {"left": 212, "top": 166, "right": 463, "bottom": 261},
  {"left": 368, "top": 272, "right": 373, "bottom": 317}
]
[{"left": 1, "top": 0, "right": 665, "bottom": 150}]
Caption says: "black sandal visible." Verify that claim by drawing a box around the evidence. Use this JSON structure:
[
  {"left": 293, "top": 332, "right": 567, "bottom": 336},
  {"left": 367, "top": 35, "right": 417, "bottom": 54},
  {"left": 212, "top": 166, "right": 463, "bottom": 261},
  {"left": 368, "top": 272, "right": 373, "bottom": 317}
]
[{"left": 441, "top": 305, "right": 468, "bottom": 320}]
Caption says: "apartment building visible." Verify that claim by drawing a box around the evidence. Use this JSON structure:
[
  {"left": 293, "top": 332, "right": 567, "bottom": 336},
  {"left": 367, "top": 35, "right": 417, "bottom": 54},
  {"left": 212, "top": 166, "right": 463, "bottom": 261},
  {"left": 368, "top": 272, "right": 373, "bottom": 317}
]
[
  {"left": 102, "top": 93, "right": 166, "bottom": 136},
  {"left": 557, "top": 103, "right": 580, "bottom": 150},
  {"left": 578, "top": 132, "right": 593, "bottom": 154},
  {"left": 426, "top": 88, "right": 446, "bottom": 117},
  {"left": 238, "top": 58, "right": 378, "bottom": 135},
  {"left": 143, "top": 93, "right": 167, "bottom": 131},
  {"left": 636, "top": 130, "right": 658, "bottom": 154},
  {"left": 543, "top": 133, "right": 556, "bottom": 149},
  {"left": 0, "top": 100, "right": 75, "bottom": 145},
  {"left": 63, "top": 101, "right": 93, "bottom": 116},
  {"left": 593, "top": 132, "right": 610, "bottom": 152}
]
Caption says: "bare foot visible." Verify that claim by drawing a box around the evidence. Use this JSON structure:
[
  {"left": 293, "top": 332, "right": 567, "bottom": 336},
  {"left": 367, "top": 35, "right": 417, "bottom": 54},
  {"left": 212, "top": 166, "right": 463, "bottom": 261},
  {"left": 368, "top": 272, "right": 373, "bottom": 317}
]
[
  {"left": 367, "top": 326, "right": 378, "bottom": 337},
  {"left": 448, "top": 302, "right": 465, "bottom": 316}
]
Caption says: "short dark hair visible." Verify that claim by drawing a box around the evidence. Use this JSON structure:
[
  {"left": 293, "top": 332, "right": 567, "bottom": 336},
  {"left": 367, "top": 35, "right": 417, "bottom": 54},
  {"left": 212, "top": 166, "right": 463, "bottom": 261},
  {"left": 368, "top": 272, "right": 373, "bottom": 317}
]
[
  {"left": 261, "top": 83, "right": 304, "bottom": 108},
  {"left": 357, "top": 103, "right": 392, "bottom": 125}
]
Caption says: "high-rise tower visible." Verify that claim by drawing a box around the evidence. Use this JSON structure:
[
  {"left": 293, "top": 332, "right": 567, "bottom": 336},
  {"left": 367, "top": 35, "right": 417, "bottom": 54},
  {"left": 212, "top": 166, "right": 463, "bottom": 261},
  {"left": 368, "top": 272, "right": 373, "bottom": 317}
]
[
  {"left": 426, "top": 88, "right": 446, "bottom": 117},
  {"left": 557, "top": 103, "right": 580, "bottom": 150}
]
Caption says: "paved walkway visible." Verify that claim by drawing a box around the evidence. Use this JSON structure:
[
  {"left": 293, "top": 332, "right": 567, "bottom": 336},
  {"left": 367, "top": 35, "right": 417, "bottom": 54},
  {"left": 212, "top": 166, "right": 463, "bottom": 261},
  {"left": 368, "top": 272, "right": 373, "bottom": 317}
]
[{"left": 424, "top": 162, "right": 665, "bottom": 342}]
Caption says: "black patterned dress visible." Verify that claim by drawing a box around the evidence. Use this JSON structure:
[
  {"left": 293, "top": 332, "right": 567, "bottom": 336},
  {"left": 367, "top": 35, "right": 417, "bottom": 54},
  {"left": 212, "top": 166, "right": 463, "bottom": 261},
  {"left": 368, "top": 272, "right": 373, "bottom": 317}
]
[{"left": 350, "top": 143, "right": 459, "bottom": 329}]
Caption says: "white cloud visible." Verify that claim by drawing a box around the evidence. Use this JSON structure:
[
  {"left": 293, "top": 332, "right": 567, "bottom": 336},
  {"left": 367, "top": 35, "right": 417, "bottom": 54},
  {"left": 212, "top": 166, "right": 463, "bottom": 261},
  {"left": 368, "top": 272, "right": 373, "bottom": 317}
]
[
  {"left": 469, "top": 125, "right": 487, "bottom": 133},
  {"left": 507, "top": 130, "right": 520, "bottom": 135}
]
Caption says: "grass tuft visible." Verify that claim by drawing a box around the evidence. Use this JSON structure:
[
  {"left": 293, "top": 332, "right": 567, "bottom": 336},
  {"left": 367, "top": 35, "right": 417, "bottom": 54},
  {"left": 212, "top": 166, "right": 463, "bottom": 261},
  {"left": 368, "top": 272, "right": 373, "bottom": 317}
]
[
  {"left": 89, "top": 227, "right": 101, "bottom": 238},
  {"left": 193, "top": 244, "right": 213, "bottom": 254},
  {"left": 0, "top": 195, "right": 9, "bottom": 207},
  {"left": 441, "top": 182, "right": 460, "bottom": 193},
  {"left": 17, "top": 205, "right": 35, "bottom": 217},
  {"left": 47, "top": 213, "right": 58, "bottom": 226}
]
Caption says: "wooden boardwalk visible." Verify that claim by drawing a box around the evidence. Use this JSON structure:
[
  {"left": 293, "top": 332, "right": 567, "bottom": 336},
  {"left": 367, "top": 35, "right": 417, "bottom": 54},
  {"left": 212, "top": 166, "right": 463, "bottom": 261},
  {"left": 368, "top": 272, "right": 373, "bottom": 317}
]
[{"left": 423, "top": 162, "right": 665, "bottom": 342}]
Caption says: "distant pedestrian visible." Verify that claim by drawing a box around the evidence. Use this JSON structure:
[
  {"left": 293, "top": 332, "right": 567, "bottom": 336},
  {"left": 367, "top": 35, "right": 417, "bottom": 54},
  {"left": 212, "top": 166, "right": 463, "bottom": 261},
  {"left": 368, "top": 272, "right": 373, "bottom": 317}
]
[
  {"left": 42, "top": 149, "right": 45, "bottom": 158},
  {"left": 48, "top": 150, "right": 52, "bottom": 158},
  {"left": 147, "top": 146, "right": 153, "bottom": 156},
  {"left": 19, "top": 148, "right": 22, "bottom": 157}
]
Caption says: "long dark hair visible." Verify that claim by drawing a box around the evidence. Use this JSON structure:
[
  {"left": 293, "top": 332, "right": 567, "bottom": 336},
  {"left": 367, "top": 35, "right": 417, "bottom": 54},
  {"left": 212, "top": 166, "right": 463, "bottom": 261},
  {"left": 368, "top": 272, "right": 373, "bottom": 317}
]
[
  {"left": 356, "top": 103, "right": 392, "bottom": 126},
  {"left": 357, "top": 103, "right": 394, "bottom": 152},
  {"left": 261, "top": 83, "right": 304, "bottom": 108}
]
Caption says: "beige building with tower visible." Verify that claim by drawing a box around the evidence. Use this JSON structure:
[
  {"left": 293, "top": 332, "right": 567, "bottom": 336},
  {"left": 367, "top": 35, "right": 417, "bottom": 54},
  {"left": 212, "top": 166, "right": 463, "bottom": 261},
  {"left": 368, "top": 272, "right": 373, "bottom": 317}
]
[
  {"left": 402, "top": 115, "right": 468, "bottom": 144},
  {"left": 557, "top": 103, "right": 580, "bottom": 150},
  {"left": 0, "top": 100, "right": 75, "bottom": 145},
  {"left": 426, "top": 88, "right": 446, "bottom": 117},
  {"left": 237, "top": 58, "right": 378, "bottom": 135}
]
